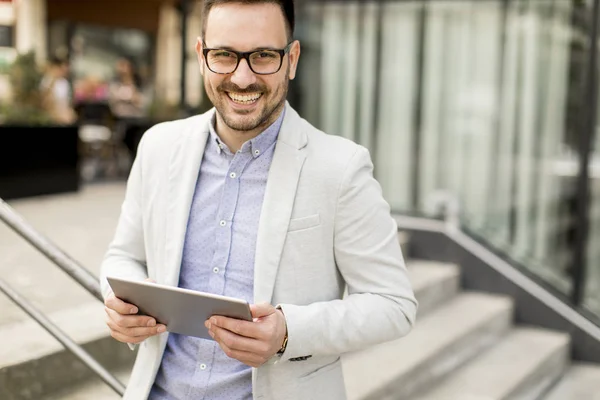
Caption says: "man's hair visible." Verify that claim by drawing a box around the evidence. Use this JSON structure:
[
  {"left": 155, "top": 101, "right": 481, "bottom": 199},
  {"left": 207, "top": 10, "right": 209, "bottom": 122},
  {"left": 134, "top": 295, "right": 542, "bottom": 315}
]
[{"left": 201, "top": 0, "right": 295, "bottom": 43}]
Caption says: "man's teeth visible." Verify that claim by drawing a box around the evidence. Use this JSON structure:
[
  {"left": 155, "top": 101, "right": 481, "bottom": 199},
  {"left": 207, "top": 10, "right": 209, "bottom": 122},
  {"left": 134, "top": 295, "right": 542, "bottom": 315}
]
[{"left": 228, "top": 93, "right": 262, "bottom": 104}]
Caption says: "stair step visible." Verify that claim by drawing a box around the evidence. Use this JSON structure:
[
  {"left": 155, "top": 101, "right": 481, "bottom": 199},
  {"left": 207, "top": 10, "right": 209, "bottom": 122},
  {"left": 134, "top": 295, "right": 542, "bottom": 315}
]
[
  {"left": 44, "top": 367, "right": 131, "bottom": 400},
  {"left": 407, "top": 260, "right": 460, "bottom": 316},
  {"left": 414, "top": 327, "right": 570, "bottom": 400},
  {"left": 544, "top": 363, "right": 600, "bottom": 400},
  {"left": 342, "top": 260, "right": 460, "bottom": 317},
  {"left": 0, "top": 302, "right": 135, "bottom": 400},
  {"left": 343, "top": 292, "right": 514, "bottom": 400}
]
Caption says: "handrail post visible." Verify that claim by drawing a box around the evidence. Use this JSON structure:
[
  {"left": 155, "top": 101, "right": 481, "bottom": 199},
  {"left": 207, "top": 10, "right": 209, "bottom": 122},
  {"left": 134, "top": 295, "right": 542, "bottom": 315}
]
[{"left": 424, "top": 190, "right": 461, "bottom": 233}]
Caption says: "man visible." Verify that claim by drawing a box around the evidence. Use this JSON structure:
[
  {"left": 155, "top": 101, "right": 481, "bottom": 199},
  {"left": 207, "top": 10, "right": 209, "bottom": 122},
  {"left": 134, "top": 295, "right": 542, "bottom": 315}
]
[{"left": 101, "top": 1, "right": 417, "bottom": 399}]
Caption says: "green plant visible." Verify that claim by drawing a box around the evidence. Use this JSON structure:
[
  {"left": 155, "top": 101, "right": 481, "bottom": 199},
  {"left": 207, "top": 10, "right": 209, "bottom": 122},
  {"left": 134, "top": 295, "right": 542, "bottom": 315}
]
[{"left": 0, "top": 51, "right": 54, "bottom": 125}]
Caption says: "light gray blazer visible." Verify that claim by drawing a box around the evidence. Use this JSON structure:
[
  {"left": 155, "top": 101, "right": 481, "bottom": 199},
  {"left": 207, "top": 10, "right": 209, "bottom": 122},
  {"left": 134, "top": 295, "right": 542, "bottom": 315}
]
[{"left": 100, "top": 103, "right": 417, "bottom": 400}]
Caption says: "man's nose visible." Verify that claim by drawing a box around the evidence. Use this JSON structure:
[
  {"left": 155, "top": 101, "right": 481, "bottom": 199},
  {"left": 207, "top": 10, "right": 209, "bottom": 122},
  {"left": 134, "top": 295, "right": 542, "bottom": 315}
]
[{"left": 230, "top": 58, "right": 257, "bottom": 89}]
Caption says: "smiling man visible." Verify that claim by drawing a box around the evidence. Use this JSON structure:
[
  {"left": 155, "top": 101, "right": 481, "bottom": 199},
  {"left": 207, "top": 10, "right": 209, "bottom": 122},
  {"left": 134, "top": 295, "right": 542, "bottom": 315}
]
[{"left": 100, "top": 1, "right": 417, "bottom": 399}]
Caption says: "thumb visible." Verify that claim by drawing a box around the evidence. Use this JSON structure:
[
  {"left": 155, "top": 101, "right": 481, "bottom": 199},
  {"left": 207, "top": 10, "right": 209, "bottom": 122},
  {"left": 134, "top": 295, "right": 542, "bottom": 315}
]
[{"left": 250, "top": 303, "right": 275, "bottom": 319}]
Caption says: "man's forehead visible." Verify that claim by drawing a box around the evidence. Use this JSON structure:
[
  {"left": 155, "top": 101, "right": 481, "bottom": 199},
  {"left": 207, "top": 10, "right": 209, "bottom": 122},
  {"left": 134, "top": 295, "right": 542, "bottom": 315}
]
[{"left": 204, "top": 3, "right": 288, "bottom": 49}]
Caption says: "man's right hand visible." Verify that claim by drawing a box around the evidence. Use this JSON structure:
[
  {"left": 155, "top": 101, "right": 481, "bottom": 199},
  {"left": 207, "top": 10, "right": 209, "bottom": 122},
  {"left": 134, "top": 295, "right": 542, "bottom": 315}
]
[{"left": 104, "top": 293, "right": 166, "bottom": 344}]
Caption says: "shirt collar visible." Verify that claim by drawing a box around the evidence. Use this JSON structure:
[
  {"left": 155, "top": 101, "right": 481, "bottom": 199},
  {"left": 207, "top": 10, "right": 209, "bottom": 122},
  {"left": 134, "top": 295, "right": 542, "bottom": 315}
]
[{"left": 208, "top": 107, "right": 285, "bottom": 158}]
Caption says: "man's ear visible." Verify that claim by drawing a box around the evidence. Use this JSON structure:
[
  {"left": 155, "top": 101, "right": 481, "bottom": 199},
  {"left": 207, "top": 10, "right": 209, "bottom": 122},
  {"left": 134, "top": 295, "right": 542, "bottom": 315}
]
[
  {"left": 196, "top": 37, "right": 205, "bottom": 75},
  {"left": 288, "top": 40, "right": 301, "bottom": 80}
]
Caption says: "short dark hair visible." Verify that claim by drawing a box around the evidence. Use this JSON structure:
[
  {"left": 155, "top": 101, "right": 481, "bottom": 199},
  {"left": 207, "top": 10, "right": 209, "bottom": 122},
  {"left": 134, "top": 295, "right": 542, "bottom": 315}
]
[
  {"left": 202, "top": 0, "right": 295, "bottom": 43},
  {"left": 49, "top": 55, "right": 68, "bottom": 67}
]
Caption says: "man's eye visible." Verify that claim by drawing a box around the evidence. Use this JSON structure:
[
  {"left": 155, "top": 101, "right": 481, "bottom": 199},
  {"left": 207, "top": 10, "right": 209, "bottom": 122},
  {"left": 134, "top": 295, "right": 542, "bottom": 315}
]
[
  {"left": 258, "top": 52, "right": 276, "bottom": 58},
  {"left": 215, "top": 51, "right": 234, "bottom": 57}
]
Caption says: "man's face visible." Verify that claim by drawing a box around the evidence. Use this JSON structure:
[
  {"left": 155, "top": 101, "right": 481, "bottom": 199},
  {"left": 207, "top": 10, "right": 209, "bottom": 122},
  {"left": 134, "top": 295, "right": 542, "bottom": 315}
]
[{"left": 197, "top": 3, "right": 301, "bottom": 133}]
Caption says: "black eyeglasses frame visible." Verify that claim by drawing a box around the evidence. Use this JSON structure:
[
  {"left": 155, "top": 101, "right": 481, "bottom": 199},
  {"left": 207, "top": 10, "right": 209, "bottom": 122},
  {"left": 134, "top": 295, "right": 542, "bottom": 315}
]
[{"left": 202, "top": 41, "right": 294, "bottom": 75}]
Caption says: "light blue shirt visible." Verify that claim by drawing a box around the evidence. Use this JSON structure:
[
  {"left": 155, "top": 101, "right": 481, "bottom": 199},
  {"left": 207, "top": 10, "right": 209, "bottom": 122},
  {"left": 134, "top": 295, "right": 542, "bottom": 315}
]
[{"left": 149, "top": 110, "right": 284, "bottom": 400}]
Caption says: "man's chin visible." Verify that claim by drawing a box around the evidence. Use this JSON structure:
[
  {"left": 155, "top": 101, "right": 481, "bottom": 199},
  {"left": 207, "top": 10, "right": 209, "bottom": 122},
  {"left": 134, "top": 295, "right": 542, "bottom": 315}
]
[{"left": 221, "top": 115, "right": 263, "bottom": 132}]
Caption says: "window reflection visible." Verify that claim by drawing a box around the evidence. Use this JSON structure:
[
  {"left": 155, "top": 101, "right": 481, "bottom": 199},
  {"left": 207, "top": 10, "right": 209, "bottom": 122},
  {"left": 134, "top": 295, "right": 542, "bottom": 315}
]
[{"left": 296, "top": 0, "right": 598, "bottom": 314}]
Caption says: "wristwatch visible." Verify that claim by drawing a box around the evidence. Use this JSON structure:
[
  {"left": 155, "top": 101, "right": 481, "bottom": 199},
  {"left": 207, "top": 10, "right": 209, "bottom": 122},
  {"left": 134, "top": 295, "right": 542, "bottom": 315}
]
[
  {"left": 277, "top": 330, "right": 288, "bottom": 355},
  {"left": 276, "top": 305, "right": 288, "bottom": 356}
]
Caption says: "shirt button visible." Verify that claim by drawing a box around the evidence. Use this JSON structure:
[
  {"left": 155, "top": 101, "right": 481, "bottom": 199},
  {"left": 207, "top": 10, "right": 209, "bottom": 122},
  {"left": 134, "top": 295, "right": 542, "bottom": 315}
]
[
  {"left": 230, "top": 172, "right": 237, "bottom": 179},
  {"left": 213, "top": 267, "right": 219, "bottom": 274},
  {"left": 254, "top": 149, "right": 260, "bottom": 156},
  {"left": 219, "top": 220, "right": 226, "bottom": 227},
  {"left": 200, "top": 363, "right": 207, "bottom": 370}
]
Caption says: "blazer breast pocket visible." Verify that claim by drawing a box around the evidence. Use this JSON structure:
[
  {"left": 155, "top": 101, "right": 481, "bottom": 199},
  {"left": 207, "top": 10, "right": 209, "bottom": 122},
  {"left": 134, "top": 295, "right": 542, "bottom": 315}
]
[{"left": 288, "top": 214, "right": 321, "bottom": 232}]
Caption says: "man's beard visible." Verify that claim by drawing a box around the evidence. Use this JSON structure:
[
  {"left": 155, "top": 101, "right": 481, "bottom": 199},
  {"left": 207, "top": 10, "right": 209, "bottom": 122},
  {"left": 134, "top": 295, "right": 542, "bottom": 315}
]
[{"left": 206, "top": 71, "right": 289, "bottom": 132}]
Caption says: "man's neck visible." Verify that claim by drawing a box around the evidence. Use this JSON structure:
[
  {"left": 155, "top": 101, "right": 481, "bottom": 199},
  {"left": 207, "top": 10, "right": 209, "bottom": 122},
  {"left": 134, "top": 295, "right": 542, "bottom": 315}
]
[{"left": 215, "top": 107, "right": 284, "bottom": 153}]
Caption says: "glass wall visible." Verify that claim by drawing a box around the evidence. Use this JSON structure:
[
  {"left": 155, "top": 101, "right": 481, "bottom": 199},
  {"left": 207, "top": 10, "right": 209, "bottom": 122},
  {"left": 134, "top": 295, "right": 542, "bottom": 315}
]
[
  {"left": 295, "top": 0, "right": 599, "bottom": 321},
  {"left": 585, "top": 38, "right": 600, "bottom": 317}
]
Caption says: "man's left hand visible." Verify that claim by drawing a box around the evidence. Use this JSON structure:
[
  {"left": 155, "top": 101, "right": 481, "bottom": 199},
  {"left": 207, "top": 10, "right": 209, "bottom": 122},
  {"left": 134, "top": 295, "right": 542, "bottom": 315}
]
[{"left": 205, "top": 303, "right": 287, "bottom": 368}]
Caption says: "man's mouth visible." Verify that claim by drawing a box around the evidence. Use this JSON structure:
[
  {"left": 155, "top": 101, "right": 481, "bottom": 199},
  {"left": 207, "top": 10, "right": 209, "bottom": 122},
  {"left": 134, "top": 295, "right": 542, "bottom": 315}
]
[{"left": 227, "top": 92, "right": 262, "bottom": 105}]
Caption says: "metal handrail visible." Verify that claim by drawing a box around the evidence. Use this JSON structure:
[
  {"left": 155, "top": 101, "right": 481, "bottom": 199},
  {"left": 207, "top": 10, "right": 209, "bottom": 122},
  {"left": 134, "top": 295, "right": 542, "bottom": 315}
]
[
  {"left": 0, "top": 199, "right": 102, "bottom": 301},
  {"left": 0, "top": 198, "right": 125, "bottom": 396},
  {"left": 0, "top": 278, "right": 126, "bottom": 396}
]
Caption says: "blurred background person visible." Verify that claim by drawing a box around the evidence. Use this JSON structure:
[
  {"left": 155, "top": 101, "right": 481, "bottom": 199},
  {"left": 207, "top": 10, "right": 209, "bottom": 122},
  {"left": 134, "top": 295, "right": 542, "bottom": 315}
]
[
  {"left": 40, "top": 56, "right": 76, "bottom": 125},
  {"left": 108, "top": 57, "right": 146, "bottom": 119}
]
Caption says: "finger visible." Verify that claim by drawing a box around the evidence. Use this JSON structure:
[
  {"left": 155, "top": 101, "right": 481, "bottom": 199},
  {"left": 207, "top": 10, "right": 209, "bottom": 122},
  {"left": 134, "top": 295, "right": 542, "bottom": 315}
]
[
  {"left": 106, "top": 316, "right": 166, "bottom": 337},
  {"left": 105, "top": 306, "right": 158, "bottom": 329},
  {"left": 208, "top": 316, "right": 263, "bottom": 340},
  {"left": 250, "top": 303, "right": 276, "bottom": 319},
  {"left": 105, "top": 293, "right": 138, "bottom": 315},
  {"left": 210, "top": 324, "right": 267, "bottom": 354},
  {"left": 109, "top": 329, "right": 151, "bottom": 345},
  {"left": 215, "top": 338, "right": 267, "bottom": 368}
]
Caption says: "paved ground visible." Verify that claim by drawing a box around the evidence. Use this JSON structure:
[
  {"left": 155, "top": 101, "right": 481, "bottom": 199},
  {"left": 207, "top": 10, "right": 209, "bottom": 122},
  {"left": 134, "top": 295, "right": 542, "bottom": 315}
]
[{"left": 0, "top": 182, "right": 127, "bottom": 326}]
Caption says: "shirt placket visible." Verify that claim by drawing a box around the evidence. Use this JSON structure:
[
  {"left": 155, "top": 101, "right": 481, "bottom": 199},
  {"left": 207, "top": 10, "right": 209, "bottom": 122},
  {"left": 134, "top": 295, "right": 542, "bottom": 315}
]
[
  {"left": 209, "top": 150, "right": 253, "bottom": 295},
  {"left": 189, "top": 150, "right": 254, "bottom": 399}
]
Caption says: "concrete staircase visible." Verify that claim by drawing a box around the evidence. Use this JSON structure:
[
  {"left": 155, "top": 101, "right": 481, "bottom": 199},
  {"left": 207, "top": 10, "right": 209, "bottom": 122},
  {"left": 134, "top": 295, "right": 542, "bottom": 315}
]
[
  {"left": 343, "top": 258, "right": 600, "bottom": 400},
  {"left": 2, "top": 232, "right": 600, "bottom": 399}
]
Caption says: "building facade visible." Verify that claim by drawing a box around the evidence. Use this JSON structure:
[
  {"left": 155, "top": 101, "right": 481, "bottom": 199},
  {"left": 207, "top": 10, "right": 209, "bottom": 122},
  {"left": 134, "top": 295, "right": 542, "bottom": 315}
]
[
  {"left": 293, "top": 0, "right": 600, "bottom": 324},
  {"left": 2, "top": 0, "right": 204, "bottom": 108}
]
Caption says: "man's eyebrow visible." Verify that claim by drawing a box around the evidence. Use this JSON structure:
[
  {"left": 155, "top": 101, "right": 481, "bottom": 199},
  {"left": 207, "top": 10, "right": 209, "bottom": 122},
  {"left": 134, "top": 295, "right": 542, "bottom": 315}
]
[{"left": 205, "top": 44, "right": 284, "bottom": 51}]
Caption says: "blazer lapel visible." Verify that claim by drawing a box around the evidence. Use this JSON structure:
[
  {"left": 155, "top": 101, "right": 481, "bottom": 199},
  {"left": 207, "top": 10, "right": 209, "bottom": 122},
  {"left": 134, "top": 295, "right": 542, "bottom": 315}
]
[
  {"left": 254, "top": 105, "right": 308, "bottom": 304},
  {"left": 163, "top": 111, "right": 214, "bottom": 286}
]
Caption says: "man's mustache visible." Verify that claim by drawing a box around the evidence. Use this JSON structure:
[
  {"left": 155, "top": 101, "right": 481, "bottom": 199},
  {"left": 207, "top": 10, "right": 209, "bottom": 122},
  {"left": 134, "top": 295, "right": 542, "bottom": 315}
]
[{"left": 218, "top": 83, "right": 266, "bottom": 93}]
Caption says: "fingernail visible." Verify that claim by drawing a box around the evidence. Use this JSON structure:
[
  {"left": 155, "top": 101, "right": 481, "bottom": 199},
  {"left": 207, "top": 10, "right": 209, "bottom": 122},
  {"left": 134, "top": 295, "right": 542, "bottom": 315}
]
[
  {"left": 210, "top": 317, "right": 216, "bottom": 325},
  {"left": 147, "top": 319, "right": 156, "bottom": 327},
  {"left": 130, "top": 307, "right": 138, "bottom": 314},
  {"left": 205, "top": 321, "right": 211, "bottom": 329},
  {"left": 209, "top": 330, "right": 215, "bottom": 338},
  {"left": 157, "top": 325, "right": 166, "bottom": 333}
]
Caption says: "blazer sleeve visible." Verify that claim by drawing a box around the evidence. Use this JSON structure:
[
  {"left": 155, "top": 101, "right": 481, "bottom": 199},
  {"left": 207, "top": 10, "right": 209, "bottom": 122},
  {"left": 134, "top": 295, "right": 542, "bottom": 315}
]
[
  {"left": 99, "top": 134, "right": 150, "bottom": 300},
  {"left": 278, "top": 146, "right": 418, "bottom": 361}
]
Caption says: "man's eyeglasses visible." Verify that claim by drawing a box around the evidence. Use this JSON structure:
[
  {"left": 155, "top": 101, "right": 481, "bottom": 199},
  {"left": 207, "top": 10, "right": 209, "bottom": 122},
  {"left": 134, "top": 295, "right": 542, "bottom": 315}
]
[{"left": 202, "top": 42, "right": 293, "bottom": 75}]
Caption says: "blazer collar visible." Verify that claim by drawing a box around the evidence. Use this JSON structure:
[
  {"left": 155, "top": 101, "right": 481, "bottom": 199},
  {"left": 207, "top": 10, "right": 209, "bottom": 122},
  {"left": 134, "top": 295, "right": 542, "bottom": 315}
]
[
  {"left": 163, "top": 110, "right": 214, "bottom": 286},
  {"left": 278, "top": 102, "right": 308, "bottom": 151},
  {"left": 254, "top": 103, "right": 308, "bottom": 304}
]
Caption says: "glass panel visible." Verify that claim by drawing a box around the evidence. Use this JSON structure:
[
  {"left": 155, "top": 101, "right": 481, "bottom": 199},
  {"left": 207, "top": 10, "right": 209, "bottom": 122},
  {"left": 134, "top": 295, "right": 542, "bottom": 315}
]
[
  {"left": 374, "top": 2, "right": 419, "bottom": 211},
  {"left": 295, "top": 2, "right": 323, "bottom": 127},
  {"left": 419, "top": 0, "right": 586, "bottom": 293},
  {"left": 295, "top": 0, "right": 597, "bottom": 312},
  {"left": 584, "top": 3, "right": 600, "bottom": 317}
]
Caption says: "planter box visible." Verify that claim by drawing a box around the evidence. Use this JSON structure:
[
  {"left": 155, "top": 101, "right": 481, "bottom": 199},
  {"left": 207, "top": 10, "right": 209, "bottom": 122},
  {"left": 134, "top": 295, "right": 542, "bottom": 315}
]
[
  {"left": 123, "top": 119, "right": 155, "bottom": 162},
  {"left": 0, "top": 125, "right": 80, "bottom": 200}
]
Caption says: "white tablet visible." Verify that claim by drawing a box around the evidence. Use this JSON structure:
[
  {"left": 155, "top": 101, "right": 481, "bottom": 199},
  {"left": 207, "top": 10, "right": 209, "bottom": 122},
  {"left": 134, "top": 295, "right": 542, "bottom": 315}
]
[{"left": 107, "top": 276, "right": 252, "bottom": 340}]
